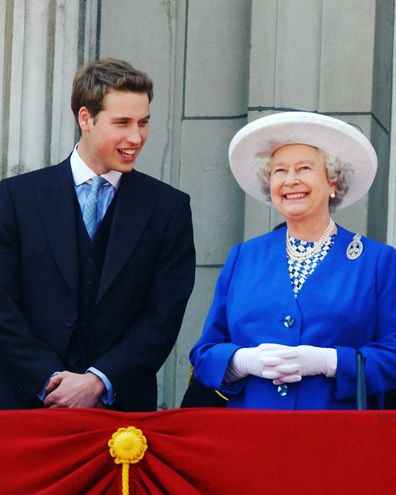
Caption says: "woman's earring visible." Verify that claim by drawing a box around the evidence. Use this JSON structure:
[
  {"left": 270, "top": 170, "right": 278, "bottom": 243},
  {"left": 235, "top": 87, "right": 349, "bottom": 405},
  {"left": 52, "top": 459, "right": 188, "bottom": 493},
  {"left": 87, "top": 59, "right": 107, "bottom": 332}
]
[{"left": 330, "top": 192, "right": 336, "bottom": 199}]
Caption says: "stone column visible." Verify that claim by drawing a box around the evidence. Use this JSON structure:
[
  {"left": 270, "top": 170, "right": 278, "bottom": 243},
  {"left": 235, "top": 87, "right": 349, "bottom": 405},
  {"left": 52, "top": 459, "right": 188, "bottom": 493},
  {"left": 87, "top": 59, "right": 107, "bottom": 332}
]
[
  {"left": 368, "top": 0, "right": 394, "bottom": 244},
  {"left": 386, "top": 1, "right": 396, "bottom": 247},
  {"left": 0, "top": 0, "right": 99, "bottom": 177}
]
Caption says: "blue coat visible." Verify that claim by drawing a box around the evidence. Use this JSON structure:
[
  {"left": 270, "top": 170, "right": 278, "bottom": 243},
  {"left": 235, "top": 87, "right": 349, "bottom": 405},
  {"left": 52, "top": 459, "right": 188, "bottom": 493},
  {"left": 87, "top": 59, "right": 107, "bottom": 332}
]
[{"left": 190, "top": 225, "right": 396, "bottom": 410}]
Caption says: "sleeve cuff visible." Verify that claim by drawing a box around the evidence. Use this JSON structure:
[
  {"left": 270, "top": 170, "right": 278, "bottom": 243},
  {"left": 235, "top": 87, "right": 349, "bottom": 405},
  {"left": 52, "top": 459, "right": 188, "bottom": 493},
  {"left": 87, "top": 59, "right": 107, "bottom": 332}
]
[
  {"left": 87, "top": 367, "right": 115, "bottom": 405},
  {"left": 37, "top": 371, "right": 61, "bottom": 401}
]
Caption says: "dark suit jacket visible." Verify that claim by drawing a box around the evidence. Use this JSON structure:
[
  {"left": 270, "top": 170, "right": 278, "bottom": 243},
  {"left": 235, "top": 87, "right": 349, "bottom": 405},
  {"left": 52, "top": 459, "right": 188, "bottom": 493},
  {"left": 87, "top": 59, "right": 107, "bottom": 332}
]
[{"left": 0, "top": 158, "right": 195, "bottom": 411}]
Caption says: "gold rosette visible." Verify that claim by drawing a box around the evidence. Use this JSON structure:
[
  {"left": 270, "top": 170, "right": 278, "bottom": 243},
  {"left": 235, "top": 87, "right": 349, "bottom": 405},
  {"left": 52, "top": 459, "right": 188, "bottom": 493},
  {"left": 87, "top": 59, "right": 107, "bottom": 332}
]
[{"left": 108, "top": 426, "right": 148, "bottom": 495}]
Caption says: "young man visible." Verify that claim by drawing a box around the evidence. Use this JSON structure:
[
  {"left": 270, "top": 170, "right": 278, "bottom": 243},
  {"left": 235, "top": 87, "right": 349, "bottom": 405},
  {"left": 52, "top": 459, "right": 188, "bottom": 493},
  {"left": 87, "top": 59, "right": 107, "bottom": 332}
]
[{"left": 0, "top": 58, "right": 195, "bottom": 411}]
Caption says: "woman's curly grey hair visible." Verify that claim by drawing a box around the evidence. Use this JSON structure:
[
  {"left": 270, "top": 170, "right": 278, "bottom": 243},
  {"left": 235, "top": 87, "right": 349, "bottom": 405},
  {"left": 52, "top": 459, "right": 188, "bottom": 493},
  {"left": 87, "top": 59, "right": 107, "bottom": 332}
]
[{"left": 257, "top": 147, "right": 354, "bottom": 210}]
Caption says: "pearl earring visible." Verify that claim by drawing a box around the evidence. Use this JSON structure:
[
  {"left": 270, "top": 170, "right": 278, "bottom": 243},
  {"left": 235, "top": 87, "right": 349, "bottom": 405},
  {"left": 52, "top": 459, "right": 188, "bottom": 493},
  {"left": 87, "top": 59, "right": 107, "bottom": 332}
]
[{"left": 330, "top": 192, "right": 336, "bottom": 199}]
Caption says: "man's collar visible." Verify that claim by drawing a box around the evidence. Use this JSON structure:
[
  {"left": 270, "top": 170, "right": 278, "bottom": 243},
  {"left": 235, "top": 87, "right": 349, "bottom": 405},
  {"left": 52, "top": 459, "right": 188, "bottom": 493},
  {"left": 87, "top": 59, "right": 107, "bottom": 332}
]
[{"left": 70, "top": 145, "right": 122, "bottom": 188}]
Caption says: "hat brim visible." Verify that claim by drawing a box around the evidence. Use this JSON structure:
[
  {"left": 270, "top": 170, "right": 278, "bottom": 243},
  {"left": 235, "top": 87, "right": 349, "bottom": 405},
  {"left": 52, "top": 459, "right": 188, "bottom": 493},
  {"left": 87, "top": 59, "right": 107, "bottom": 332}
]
[{"left": 228, "top": 112, "right": 378, "bottom": 209}]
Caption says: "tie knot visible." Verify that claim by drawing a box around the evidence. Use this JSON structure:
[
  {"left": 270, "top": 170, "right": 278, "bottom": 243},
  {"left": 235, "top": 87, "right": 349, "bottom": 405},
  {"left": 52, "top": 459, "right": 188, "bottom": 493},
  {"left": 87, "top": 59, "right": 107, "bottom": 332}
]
[{"left": 90, "top": 175, "right": 106, "bottom": 192}]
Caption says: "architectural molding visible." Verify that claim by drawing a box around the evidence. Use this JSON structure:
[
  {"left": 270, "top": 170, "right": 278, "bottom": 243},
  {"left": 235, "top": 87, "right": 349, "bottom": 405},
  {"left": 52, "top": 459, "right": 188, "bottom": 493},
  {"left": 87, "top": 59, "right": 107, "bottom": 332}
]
[
  {"left": 387, "top": 10, "right": 396, "bottom": 247},
  {"left": 0, "top": 0, "right": 99, "bottom": 176}
]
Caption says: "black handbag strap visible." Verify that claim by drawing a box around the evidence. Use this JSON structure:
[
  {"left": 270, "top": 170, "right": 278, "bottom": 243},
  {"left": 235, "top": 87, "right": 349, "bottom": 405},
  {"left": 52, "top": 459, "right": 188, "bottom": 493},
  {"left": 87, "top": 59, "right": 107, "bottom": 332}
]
[{"left": 356, "top": 351, "right": 367, "bottom": 410}]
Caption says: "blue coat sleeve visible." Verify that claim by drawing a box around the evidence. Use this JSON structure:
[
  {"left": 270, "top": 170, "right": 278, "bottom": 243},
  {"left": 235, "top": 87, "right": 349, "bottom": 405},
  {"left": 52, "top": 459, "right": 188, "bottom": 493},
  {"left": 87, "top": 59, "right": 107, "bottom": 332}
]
[
  {"left": 190, "top": 244, "right": 245, "bottom": 391},
  {"left": 336, "top": 244, "right": 396, "bottom": 399}
]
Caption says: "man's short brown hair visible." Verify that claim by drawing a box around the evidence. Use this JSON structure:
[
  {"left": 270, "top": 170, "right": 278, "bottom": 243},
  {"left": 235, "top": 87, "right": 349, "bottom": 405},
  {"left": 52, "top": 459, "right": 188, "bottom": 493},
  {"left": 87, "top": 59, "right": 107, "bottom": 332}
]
[{"left": 71, "top": 58, "right": 153, "bottom": 124}]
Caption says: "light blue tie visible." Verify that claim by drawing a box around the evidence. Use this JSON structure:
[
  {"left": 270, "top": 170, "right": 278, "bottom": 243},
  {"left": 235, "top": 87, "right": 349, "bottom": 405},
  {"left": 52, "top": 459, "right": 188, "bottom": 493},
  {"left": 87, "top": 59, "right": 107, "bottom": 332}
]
[{"left": 82, "top": 176, "right": 106, "bottom": 239}]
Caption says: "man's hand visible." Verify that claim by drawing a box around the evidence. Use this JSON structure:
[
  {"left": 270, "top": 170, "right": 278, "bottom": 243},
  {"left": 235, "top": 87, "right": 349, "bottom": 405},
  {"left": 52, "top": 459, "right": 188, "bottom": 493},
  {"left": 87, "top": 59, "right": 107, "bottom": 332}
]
[{"left": 44, "top": 371, "right": 105, "bottom": 408}]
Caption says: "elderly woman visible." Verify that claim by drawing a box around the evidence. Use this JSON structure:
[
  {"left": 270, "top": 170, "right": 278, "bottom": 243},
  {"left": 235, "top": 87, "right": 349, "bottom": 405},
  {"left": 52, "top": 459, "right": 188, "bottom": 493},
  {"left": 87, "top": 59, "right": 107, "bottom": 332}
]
[{"left": 189, "top": 111, "right": 396, "bottom": 410}]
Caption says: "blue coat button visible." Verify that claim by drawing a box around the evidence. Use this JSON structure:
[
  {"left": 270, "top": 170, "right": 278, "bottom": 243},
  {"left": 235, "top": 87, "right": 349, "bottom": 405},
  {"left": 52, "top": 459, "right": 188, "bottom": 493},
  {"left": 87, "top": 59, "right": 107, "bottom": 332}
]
[
  {"left": 277, "top": 384, "right": 288, "bottom": 396},
  {"left": 283, "top": 315, "right": 295, "bottom": 328}
]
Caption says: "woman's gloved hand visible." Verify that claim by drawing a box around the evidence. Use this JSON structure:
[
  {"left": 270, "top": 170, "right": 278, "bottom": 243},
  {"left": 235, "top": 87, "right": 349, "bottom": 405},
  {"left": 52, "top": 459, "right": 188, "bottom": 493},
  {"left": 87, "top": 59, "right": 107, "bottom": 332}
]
[
  {"left": 225, "top": 343, "right": 337, "bottom": 384},
  {"left": 225, "top": 344, "right": 302, "bottom": 383},
  {"left": 269, "top": 344, "right": 337, "bottom": 385}
]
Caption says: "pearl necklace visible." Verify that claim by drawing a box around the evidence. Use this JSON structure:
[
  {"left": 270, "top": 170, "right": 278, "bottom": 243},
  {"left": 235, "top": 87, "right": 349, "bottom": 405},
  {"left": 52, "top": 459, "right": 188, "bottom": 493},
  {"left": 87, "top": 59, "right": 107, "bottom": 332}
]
[{"left": 286, "top": 219, "right": 336, "bottom": 262}]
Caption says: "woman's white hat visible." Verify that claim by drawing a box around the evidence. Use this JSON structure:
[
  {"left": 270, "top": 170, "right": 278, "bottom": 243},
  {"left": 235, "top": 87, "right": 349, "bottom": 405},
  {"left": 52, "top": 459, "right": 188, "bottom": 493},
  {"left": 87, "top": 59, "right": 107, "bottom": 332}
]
[{"left": 228, "top": 111, "right": 378, "bottom": 209}]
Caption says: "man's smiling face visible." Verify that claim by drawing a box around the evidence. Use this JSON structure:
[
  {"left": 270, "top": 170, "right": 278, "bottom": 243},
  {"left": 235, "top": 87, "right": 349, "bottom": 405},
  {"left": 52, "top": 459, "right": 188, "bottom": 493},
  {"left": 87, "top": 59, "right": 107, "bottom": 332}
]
[{"left": 77, "top": 89, "right": 150, "bottom": 175}]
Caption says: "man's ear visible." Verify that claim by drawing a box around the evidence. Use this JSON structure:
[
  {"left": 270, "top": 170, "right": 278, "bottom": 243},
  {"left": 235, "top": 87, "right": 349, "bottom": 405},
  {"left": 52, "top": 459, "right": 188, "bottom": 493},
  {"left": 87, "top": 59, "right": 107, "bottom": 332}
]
[{"left": 78, "top": 107, "right": 92, "bottom": 132}]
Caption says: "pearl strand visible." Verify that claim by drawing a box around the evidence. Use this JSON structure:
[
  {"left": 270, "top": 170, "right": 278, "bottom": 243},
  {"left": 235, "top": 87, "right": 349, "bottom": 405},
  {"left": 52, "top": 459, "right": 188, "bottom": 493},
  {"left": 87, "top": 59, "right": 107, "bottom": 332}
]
[{"left": 286, "top": 219, "right": 336, "bottom": 262}]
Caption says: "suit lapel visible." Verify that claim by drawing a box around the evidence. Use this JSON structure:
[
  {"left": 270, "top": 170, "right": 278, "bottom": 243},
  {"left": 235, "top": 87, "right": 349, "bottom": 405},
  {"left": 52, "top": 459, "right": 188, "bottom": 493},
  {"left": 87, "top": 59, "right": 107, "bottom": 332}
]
[
  {"left": 34, "top": 160, "right": 79, "bottom": 293},
  {"left": 97, "top": 170, "right": 157, "bottom": 302}
]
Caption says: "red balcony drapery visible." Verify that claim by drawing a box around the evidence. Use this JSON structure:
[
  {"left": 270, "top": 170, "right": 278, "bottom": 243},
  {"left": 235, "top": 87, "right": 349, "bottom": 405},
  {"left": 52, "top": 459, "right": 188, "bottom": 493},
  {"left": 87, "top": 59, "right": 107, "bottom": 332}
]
[{"left": 0, "top": 408, "right": 395, "bottom": 494}]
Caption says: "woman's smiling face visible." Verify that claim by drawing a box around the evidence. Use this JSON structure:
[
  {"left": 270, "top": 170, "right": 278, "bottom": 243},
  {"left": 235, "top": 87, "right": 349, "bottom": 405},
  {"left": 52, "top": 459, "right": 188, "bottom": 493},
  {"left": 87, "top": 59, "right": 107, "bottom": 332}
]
[{"left": 269, "top": 144, "right": 337, "bottom": 223}]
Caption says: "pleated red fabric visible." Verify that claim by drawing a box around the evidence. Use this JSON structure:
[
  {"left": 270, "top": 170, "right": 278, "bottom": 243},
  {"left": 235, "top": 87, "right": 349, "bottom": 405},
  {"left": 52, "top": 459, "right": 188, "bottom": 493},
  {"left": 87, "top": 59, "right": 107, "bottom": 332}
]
[{"left": 0, "top": 408, "right": 395, "bottom": 495}]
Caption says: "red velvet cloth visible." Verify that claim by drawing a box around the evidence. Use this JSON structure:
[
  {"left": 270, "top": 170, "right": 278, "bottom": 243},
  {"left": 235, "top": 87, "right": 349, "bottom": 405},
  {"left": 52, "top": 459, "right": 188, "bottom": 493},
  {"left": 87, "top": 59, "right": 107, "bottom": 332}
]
[{"left": 0, "top": 408, "right": 395, "bottom": 494}]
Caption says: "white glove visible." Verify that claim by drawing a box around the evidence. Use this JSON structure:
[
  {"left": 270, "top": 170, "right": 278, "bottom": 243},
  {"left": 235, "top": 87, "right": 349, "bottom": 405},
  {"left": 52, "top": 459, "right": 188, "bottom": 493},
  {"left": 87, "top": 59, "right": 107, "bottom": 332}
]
[
  {"left": 225, "top": 344, "right": 302, "bottom": 383},
  {"left": 272, "top": 345, "right": 337, "bottom": 385}
]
